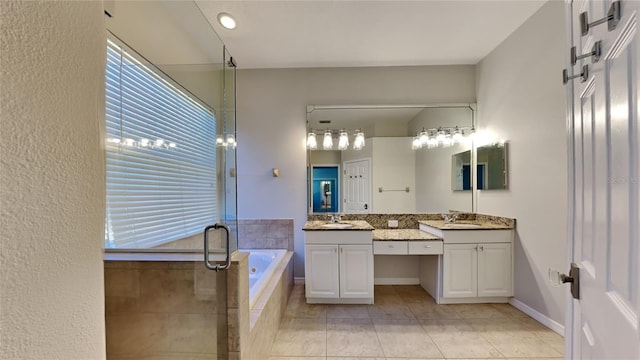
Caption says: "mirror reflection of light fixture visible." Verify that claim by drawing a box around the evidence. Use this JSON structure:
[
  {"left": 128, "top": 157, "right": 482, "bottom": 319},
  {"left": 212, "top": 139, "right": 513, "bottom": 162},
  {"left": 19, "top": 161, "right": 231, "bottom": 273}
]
[
  {"left": 216, "top": 134, "right": 237, "bottom": 149},
  {"left": 338, "top": 130, "right": 349, "bottom": 150},
  {"left": 306, "top": 129, "right": 366, "bottom": 150},
  {"left": 412, "top": 125, "right": 474, "bottom": 150},
  {"left": 323, "top": 130, "right": 333, "bottom": 150},
  {"left": 353, "top": 130, "right": 365, "bottom": 150},
  {"left": 107, "top": 137, "right": 177, "bottom": 149},
  {"left": 306, "top": 132, "right": 317, "bottom": 150}
]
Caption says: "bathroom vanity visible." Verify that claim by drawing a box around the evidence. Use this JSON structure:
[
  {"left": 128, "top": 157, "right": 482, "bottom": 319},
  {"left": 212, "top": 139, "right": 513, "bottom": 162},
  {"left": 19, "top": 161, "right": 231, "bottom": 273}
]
[
  {"left": 303, "top": 215, "right": 515, "bottom": 305},
  {"left": 418, "top": 220, "right": 514, "bottom": 304},
  {"left": 302, "top": 220, "right": 375, "bottom": 304}
]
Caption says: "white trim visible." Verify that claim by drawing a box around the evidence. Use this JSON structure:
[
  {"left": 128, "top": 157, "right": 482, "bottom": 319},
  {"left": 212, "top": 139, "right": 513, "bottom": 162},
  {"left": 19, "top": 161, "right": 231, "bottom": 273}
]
[
  {"left": 294, "top": 276, "right": 305, "bottom": 285},
  {"left": 509, "top": 298, "right": 565, "bottom": 336},
  {"left": 374, "top": 277, "right": 420, "bottom": 285}
]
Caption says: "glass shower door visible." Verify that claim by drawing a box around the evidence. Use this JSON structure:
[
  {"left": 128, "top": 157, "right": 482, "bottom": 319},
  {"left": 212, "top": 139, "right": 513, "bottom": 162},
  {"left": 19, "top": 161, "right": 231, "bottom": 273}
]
[{"left": 103, "top": 1, "right": 236, "bottom": 359}]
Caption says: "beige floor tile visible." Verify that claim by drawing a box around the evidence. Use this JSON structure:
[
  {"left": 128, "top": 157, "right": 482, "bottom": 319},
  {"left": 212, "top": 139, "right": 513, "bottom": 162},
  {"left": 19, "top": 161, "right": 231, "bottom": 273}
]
[
  {"left": 367, "top": 302, "right": 415, "bottom": 320},
  {"left": 392, "top": 285, "right": 435, "bottom": 303},
  {"left": 270, "top": 317, "right": 327, "bottom": 357},
  {"left": 490, "top": 303, "right": 531, "bottom": 318},
  {"left": 467, "top": 318, "right": 563, "bottom": 358},
  {"left": 327, "top": 357, "right": 385, "bottom": 360},
  {"left": 284, "top": 294, "right": 327, "bottom": 319},
  {"left": 326, "top": 304, "right": 371, "bottom": 319},
  {"left": 420, "top": 319, "right": 504, "bottom": 359},
  {"left": 269, "top": 357, "right": 325, "bottom": 360},
  {"left": 407, "top": 302, "right": 461, "bottom": 320},
  {"left": 372, "top": 318, "right": 443, "bottom": 358},
  {"left": 326, "top": 318, "right": 384, "bottom": 357},
  {"left": 450, "top": 303, "right": 510, "bottom": 319}
]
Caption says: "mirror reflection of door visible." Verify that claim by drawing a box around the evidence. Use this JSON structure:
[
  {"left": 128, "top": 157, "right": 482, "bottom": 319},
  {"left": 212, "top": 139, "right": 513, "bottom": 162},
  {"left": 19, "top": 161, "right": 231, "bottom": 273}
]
[
  {"left": 312, "top": 166, "right": 339, "bottom": 213},
  {"left": 343, "top": 159, "right": 371, "bottom": 213}
]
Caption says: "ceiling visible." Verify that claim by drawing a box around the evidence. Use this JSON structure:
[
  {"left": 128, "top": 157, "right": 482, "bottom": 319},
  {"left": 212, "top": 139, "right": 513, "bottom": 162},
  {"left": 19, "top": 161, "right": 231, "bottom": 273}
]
[{"left": 195, "top": 0, "right": 547, "bottom": 69}]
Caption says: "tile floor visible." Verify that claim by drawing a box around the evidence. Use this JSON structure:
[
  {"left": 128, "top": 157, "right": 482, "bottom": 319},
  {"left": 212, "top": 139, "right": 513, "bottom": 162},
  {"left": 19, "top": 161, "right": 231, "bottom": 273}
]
[{"left": 269, "top": 285, "right": 564, "bottom": 360}]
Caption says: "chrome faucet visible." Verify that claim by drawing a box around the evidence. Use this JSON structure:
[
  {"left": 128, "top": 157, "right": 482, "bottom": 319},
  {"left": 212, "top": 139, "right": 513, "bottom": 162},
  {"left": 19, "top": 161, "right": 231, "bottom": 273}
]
[
  {"left": 442, "top": 213, "right": 459, "bottom": 223},
  {"left": 329, "top": 213, "right": 343, "bottom": 223}
]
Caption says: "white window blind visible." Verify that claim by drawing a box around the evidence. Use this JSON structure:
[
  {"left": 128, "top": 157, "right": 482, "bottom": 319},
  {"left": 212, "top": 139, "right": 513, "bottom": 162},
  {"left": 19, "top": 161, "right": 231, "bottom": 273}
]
[{"left": 105, "top": 38, "right": 217, "bottom": 249}]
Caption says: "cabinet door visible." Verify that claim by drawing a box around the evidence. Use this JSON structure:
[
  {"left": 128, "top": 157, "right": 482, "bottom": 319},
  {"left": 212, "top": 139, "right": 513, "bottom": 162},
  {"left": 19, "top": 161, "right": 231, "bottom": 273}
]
[
  {"left": 443, "top": 244, "right": 477, "bottom": 298},
  {"left": 305, "top": 244, "right": 339, "bottom": 298},
  {"left": 477, "top": 243, "right": 512, "bottom": 297},
  {"left": 339, "top": 245, "right": 373, "bottom": 298}
]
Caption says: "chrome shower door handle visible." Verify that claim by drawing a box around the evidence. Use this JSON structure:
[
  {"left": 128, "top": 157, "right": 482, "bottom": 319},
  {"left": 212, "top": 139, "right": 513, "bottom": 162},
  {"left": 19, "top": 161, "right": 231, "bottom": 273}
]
[{"left": 204, "top": 223, "right": 231, "bottom": 271}]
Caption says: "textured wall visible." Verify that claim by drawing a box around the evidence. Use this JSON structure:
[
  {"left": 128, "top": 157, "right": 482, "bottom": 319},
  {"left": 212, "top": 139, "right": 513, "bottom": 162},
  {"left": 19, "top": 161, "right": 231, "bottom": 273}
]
[
  {"left": 476, "top": 1, "right": 567, "bottom": 325},
  {"left": 237, "top": 65, "right": 476, "bottom": 277},
  {"left": 0, "top": 1, "right": 106, "bottom": 359}
]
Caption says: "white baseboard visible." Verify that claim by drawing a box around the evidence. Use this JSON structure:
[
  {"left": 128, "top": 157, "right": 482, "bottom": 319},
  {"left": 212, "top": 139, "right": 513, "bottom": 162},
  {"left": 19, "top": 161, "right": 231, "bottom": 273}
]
[
  {"left": 374, "top": 277, "right": 420, "bottom": 285},
  {"left": 294, "top": 277, "right": 305, "bottom": 285},
  {"left": 509, "top": 298, "right": 565, "bottom": 336}
]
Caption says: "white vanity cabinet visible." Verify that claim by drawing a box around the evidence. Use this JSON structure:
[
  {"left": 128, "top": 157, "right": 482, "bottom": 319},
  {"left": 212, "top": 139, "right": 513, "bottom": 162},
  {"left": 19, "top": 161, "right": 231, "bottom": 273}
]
[
  {"left": 304, "top": 228, "right": 374, "bottom": 304},
  {"left": 419, "top": 222, "right": 514, "bottom": 304},
  {"left": 443, "top": 242, "right": 512, "bottom": 298}
]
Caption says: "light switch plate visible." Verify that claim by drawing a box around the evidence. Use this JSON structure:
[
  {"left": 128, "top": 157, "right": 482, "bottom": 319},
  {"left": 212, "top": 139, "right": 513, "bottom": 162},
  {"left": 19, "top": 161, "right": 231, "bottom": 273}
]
[{"left": 388, "top": 220, "right": 398, "bottom": 228}]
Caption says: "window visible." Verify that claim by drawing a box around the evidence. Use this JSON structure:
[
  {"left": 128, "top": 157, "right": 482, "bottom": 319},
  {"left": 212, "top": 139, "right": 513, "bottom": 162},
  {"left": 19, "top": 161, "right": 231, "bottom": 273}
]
[{"left": 104, "top": 38, "right": 217, "bottom": 249}]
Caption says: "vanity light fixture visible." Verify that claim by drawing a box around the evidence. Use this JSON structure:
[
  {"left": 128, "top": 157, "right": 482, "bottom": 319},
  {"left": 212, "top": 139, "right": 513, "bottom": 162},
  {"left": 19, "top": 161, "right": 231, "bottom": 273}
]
[
  {"left": 412, "top": 125, "right": 474, "bottom": 150},
  {"left": 338, "top": 130, "right": 349, "bottom": 150},
  {"left": 217, "top": 12, "right": 236, "bottom": 30},
  {"left": 323, "top": 130, "right": 333, "bottom": 150},
  {"left": 306, "top": 132, "right": 318, "bottom": 150}
]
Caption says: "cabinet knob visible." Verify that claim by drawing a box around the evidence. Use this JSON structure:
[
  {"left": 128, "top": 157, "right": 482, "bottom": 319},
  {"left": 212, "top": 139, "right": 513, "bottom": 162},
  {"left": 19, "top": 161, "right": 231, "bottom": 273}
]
[{"left": 479, "top": 245, "right": 484, "bottom": 251}]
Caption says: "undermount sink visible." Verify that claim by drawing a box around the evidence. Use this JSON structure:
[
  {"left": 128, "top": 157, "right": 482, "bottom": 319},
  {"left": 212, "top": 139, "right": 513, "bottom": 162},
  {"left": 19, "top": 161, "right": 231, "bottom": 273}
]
[
  {"left": 322, "top": 223, "right": 354, "bottom": 229},
  {"left": 442, "top": 223, "right": 482, "bottom": 229}
]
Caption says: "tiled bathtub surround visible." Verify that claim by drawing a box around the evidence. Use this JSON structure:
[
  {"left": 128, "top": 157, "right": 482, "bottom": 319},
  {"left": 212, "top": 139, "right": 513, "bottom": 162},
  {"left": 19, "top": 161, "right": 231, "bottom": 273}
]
[
  {"left": 238, "top": 219, "right": 294, "bottom": 250},
  {"left": 226, "top": 251, "right": 294, "bottom": 359},
  {"left": 307, "top": 212, "right": 515, "bottom": 229}
]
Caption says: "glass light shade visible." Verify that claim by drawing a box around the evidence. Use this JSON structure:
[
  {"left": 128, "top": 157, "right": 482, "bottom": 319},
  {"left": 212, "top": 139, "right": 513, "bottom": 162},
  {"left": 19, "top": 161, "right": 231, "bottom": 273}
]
[
  {"left": 226, "top": 134, "right": 236, "bottom": 145},
  {"left": 411, "top": 136, "right": 422, "bottom": 150},
  {"left": 442, "top": 134, "right": 453, "bottom": 148},
  {"left": 419, "top": 128, "right": 429, "bottom": 145},
  {"left": 338, "top": 130, "right": 349, "bottom": 150},
  {"left": 427, "top": 137, "right": 438, "bottom": 149},
  {"left": 353, "top": 131, "right": 365, "bottom": 150},
  {"left": 216, "top": 137, "right": 224, "bottom": 145},
  {"left": 452, "top": 128, "right": 463, "bottom": 144},
  {"left": 323, "top": 131, "right": 333, "bottom": 150},
  {"left": 306, "top": 132, "right": 317, "bottom": 150},
  {"left": 435, "top": 129, "right": 446, "bottom": 143},
  {"left": 140, "top": 138, "right": 150, "bottom": 147}
]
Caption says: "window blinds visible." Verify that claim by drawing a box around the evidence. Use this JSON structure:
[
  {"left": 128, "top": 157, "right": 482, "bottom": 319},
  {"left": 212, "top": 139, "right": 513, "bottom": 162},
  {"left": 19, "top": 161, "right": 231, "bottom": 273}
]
[{"left": 105, "top": 38, "right": 217, "bottom": 249}]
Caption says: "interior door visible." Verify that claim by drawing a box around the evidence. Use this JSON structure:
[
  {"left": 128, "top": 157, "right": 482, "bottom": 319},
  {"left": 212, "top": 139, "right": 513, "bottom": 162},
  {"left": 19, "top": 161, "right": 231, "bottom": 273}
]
[
  {"left": 343, "top": 159, "right": 371, "bottom": 213},
  {"left": 566, "top": 0, "right": 639, "bottom": 358}
]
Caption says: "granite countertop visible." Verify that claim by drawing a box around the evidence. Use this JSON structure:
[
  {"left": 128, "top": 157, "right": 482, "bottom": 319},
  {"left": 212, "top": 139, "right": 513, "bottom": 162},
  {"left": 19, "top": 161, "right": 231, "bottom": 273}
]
[
  {"left": 373, "top": 229, "right": 442, "bottom": 241},
  {"left": 419, "top": 220, "right": 514, "bottom": 230},
  {"left": 303, "top": 220, "right": 374, "bottom": 231}
]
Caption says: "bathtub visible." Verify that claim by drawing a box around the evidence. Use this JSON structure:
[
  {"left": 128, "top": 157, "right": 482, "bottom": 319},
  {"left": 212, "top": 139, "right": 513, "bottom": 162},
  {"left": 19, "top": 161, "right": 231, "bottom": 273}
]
[{"left": 242, "top": 249, "right": 288, "bottom": 309}]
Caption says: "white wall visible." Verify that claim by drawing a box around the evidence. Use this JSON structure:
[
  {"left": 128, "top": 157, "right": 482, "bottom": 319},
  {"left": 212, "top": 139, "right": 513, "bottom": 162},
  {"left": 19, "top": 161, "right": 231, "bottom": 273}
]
[
  {"left": 0, "top": 1, "right": 106, "bottom": 359},
  {"left": 476, "top": 1, "right": 567, "bottom": 325},
  {"left": 237, "top": 65, "right": 475, "bottom": 276},
  {"left": 371, "top": 137, "right": 416, "bottom": 213}
]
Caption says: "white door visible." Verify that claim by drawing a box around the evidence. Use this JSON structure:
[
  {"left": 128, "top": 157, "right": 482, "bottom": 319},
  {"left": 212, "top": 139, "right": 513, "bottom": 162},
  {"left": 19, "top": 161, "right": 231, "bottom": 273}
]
[
  {"left": 305, "top": 244, "right": 339, "bottom": 298},
  {"left": 343, "top": 159, "right": 371, "bottom": 213},
  {"left": 443, "top": 244, "right": 477, "bottom": 298},
  {"left": 339, "top": 245, "right": 373, "bottom": 298},
  {"left": 567, "top": 0, "right": 639, "bottom": 358},
  {"left": 477, "top": 243, "right": 512, "bottom": 297}
]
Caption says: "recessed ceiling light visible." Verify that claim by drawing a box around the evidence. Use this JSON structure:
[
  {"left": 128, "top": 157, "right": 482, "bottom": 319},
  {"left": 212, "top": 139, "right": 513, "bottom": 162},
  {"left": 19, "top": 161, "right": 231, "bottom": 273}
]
[{"left": 217, "top": 12, "right": 236, "bottom": 30}]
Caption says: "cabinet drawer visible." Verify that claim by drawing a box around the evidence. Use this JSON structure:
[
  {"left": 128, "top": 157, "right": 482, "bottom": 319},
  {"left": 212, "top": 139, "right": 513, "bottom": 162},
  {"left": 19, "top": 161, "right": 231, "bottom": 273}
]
[
  {"left": 373, "top": 241, "right": 408, "bottom": 255},
  {"left": 408, "top": 241, "right": 443, "bottom": 255}
]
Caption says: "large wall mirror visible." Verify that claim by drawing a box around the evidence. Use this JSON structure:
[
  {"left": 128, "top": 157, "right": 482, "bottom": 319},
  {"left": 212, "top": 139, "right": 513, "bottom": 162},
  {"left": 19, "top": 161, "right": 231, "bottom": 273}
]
[{"left": 306, "top": 104, "right": 475, "bottom": 214}]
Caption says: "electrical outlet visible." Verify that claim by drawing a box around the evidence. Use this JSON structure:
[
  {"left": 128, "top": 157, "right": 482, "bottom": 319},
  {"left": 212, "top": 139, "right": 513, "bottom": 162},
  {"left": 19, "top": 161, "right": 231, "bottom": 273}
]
[{"left": 388, "top": 220, "right": 398, "bottom": 228}]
